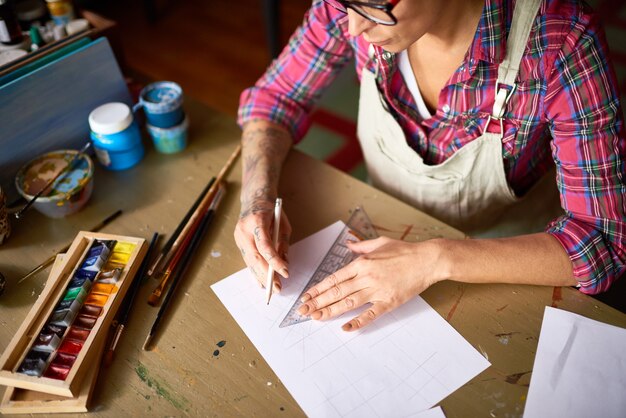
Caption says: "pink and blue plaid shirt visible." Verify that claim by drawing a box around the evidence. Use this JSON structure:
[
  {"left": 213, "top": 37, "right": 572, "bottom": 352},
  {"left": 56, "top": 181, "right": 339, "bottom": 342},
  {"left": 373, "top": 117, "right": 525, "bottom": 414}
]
[{"left": 238, "top": 0, "right": 626, "bottom": 294}]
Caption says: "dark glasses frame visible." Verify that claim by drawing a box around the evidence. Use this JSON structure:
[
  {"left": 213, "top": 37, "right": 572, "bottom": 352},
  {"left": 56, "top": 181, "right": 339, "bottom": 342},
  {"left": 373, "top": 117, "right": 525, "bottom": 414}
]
[{"left": 323, "top": 0, "right": 400, "bottom": 26}]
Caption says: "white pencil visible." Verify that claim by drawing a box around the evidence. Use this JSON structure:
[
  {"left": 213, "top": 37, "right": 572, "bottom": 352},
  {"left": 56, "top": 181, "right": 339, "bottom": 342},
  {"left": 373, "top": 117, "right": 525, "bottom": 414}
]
[{"left": 265, "top": 198, "right": 282, "bottom": 305}]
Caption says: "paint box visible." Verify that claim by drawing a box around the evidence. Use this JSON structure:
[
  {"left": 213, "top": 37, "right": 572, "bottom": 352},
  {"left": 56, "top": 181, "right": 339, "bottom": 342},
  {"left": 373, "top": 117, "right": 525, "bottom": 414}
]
[
  {"left": 0, "top": 231, "right": 146, "bottom": 397},
  {"left": 0, "top": 256, "right": 107, "bottom": 414},
  {"left": 14, "top": 150, "right": 94, "bottom": 218}
]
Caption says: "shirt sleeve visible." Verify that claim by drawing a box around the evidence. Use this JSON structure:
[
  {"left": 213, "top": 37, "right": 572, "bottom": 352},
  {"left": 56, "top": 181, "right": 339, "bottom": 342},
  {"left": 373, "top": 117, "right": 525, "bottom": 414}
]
[
  {"left": 237, "top": 2, "right": 353, "bottom": 141},
  {"left": 544, "top": 7, "right": 626, "bottom": 294}
]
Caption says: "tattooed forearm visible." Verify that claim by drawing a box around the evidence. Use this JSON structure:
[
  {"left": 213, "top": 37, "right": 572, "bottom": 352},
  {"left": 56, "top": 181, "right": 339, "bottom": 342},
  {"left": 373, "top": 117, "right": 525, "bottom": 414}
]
[
  {"left": 239, "top": 202, "right": 272, "bottom": 218},
  {"left": 239, "top": 120, "right": 292, "bottom": 215}
]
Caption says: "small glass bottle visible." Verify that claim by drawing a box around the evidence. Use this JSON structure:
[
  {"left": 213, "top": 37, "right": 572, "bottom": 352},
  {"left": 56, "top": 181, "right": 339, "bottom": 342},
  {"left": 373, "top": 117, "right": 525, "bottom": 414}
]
[{"left": 0, "top": 0, "right": 24, "bottom": 46}]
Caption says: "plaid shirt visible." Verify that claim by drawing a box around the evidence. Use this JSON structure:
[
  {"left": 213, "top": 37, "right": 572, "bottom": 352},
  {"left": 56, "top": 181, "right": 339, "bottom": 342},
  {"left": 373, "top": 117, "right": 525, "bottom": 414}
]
[{"left": 238, "top": 0, "right": 626, "bottom": 294}]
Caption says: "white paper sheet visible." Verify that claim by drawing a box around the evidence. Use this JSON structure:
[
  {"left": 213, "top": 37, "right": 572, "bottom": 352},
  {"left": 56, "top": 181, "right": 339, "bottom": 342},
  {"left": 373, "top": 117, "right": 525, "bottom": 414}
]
[
  {"left": 410, "top": 406, "right": 447, "bottom": 418},
  {"left": 212, "top": 222, "right": 490, "bottom": 417},
  {"left": 524, "top": 307, "right": 626, "bottom": 418}
]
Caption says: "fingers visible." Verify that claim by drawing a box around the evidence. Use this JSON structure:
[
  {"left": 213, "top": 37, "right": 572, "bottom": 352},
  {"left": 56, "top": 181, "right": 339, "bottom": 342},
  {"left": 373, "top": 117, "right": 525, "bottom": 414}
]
[
  {"left": 271, "top": 213, "right": 291, "bottom": 277},
  {"left": 278, "top": 213, "right": 291, "bottom": 263},
  {"left": 342, "top": 303, "right": 389, "bottom": 332},
  {"left": 236, "top": 231, "right": 269, "bottom": 286},
  {"left": 300, "top": 262, "right": 359, "bottom": 303},
  {"left": 346, "top": 236, "right": 389, "bottom": 254},
  {"left": 299, "top": 287, "right": 370, "bottom": 320},
  {"left": 234, "top": 207, "right": 291, "bottom": 292}
]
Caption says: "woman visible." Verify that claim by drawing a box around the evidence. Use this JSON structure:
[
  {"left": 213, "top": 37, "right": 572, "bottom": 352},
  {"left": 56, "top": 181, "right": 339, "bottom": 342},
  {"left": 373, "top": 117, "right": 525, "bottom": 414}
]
[{"left": 234, "top": 0, "right": 625, "bottom": 331}]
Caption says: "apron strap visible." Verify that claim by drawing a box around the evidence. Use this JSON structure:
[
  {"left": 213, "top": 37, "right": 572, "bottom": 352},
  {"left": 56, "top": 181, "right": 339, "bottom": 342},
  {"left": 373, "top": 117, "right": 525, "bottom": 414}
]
[
  {"left": 487, "top": 0, "right": 542, "bottom": 137},
  {"left": 497, "top": 0, "right": 542, "bottom": 86}
]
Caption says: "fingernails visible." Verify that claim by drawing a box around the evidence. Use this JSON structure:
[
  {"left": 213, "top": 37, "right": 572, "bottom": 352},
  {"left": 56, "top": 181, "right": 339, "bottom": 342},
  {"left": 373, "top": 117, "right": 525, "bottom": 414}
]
[
  {"left": 342, "top": 322, "right": 353, "bottom": 331},
  {"left": 298, "top": 304, "right": 309, "bottom": 315},
  {"left": 273, "top": 282, "right": 281, "bottom": 293},
  {"left": 280, "top": 267, "right": 289, "bottom": 278},
  {"left": 311, "top": 311, "right": 322, "bottom": 320},
  {"left": 300, "top": 294, "right": 311, "bottom": 303}
]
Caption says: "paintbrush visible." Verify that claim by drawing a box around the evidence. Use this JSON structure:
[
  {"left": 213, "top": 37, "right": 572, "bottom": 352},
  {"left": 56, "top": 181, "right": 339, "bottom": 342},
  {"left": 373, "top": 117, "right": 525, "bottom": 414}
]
[
  {"left": 17, "top": 209, "right": 123, "bottom": 284},
  {"left": 148, "top": 179, "right": 223, "bottom": 305},
  {"left": 147, "top": 177, "right": 216, "bottom": 278},
  {"left": 148, "top": 144, "right": 240, "bottom": 280},
  {"left": 15, "top": 142, "right": 92, "bottom": 219},
  {"left": 143, "top": 184, "right": 226, "bottom": 350},
  {"left": 148, "top": 220, "right": 201, "bottom": 305},
  {"left": 104, "top": 232, "right": 159, "bottom": 366}
]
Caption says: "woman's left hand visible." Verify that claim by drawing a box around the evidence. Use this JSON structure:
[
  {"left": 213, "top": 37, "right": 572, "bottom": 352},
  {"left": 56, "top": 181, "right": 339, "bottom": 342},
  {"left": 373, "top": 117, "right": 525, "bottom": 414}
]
[{"left": 297, "top": 236, "right": 446, "bottom": 331}]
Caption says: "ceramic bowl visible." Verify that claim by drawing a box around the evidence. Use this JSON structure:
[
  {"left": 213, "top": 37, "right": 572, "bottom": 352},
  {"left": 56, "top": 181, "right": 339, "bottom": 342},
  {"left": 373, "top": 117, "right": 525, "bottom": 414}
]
[{"left": 15, "top": 150, "right": 94, "bottom": 218}]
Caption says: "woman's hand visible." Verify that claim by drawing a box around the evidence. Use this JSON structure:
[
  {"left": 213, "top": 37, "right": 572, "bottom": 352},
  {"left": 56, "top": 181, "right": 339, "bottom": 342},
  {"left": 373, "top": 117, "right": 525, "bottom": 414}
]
[
  {"left": 234, "top": 120, "right": 293, "bottom": 293},
  {"left": 234, "top": 200, "right": 291, "bottom": 292},
  {"left": 297, "top": 236, "right": 446, "bottom": 331}
]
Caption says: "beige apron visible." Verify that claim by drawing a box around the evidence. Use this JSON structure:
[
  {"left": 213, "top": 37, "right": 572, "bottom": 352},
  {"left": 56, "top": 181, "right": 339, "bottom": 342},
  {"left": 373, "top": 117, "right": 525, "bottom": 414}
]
[{"left": 357, "top": 0, "right": 563, "bottom": 238}]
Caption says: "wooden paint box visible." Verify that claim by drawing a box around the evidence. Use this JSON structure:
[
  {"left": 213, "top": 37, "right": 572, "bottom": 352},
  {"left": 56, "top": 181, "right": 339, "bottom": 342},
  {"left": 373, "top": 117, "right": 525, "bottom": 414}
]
[
  {"left": 0, "top": 255, "right": 106, "bottom": 414},
  {"left": 0, "top": 232, "right": 146, "bottom": 398}
]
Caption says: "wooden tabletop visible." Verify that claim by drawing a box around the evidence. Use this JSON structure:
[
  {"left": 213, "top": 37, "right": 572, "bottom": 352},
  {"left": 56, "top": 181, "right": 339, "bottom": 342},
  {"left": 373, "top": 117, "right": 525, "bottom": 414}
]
[{"left": 1, "top": 99, "right": 625, "bottom": 417}]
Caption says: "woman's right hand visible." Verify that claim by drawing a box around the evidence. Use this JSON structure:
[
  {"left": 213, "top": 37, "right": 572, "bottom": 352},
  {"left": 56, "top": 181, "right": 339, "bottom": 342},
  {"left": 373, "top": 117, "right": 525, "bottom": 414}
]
[
  {"left": 234, "top": 120, "right": 293, "bottom": 292},
  {"left": 234, "top": 198, "right": 291, "bottom": 292}
]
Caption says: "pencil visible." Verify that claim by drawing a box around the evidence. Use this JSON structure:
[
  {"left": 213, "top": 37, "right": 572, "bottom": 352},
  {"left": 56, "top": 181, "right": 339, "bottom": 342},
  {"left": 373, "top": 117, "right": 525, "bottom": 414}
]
[
  {"left": 104, "top": 232, "right": 159, "bottom": 366},
  {"left": 143, "top": 184, "right": 226, "bottom": 350},
  {"left": 17, "top": 209, "right": 123, "bottom": 284},
  {"left": 147, "top": 177, "right": 216, "bottom": 277},
  {"left": 265, "top": 198, "right": 282, "bottom": 305}
]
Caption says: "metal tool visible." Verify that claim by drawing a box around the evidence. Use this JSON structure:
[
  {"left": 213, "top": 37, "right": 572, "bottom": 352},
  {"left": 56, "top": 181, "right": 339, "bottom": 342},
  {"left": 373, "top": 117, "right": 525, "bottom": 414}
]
[{"left": 279, "top": 207, "right": 378, "bottom": 328}]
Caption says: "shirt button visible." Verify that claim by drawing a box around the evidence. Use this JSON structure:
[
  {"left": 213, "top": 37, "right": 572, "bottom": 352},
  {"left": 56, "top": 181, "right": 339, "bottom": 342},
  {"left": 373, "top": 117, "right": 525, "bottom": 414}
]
[
  {"left": 442, "top": 104, "right": 451, "bottom": 113},
  {"left": 382, "top": 52, "right": 393, "bottom": 61}
]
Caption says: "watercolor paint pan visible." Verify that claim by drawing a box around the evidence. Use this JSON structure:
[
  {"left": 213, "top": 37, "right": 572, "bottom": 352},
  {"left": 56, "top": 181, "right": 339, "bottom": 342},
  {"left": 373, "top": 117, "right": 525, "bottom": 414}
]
[{"left": 0, "top": 232, "right": 146, "bottom": 397}]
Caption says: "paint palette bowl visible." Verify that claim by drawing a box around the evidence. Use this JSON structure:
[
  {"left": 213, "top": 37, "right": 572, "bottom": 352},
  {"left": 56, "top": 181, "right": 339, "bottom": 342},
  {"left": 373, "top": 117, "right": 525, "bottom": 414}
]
[{"left": 15, "top": 150, "right": 94, "bottom": 218}]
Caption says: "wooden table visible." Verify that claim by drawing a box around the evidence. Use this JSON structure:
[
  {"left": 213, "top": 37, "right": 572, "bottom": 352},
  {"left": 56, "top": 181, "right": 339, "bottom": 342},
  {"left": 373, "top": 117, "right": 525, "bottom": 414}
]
[{"left": 1, "top": 99, "right": 625, "bottom": 417}]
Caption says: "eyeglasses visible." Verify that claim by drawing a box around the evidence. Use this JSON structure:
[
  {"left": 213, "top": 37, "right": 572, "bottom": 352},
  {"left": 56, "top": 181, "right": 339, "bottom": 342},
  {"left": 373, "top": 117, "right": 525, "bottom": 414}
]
[{"left": 323, "top": 0, "right": 400, "bottom": 26}]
